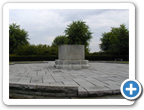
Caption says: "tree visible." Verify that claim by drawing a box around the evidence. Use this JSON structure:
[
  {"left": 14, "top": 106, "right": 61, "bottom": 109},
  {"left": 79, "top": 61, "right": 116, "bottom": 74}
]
[
  {"left": 9, "top": 23, "right": 29, "bottom": 54},
  {"left": 99, "top": 32, "right": 112, "bottom": 51},
  {"left": 64, "top": 20, "right": 93, "bottom": 53},
  {"left": 51, "top": 35, "right": 68, "bottom": 47},
  {"left": 99, "top": 24, "right": 129, "bottom": 55},
  {"left": 51, "top": 35, "right": 68, "bottom": 56},
  {"left": 112, "top": 24, "right": 129, "bottom": 55}
]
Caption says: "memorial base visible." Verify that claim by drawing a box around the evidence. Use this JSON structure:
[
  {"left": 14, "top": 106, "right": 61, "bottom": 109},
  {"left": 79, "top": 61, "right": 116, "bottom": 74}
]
[{"left": 55, "top": 60, "right": 89, "bottom": 69}]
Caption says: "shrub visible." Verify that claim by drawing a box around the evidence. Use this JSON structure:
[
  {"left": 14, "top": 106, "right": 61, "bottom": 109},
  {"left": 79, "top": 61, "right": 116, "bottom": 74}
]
[
  {"left": 13, "top": 44, "right": 58, "bottom": 56},
  {"left": 9, "top": 55, "right": 129, "bottom": 61},
  {"left": 86, "top": 55, "right": 129, "bottom": 61},
  {"left": 9, "top": 55, "right": 58, "bottom": 61}
]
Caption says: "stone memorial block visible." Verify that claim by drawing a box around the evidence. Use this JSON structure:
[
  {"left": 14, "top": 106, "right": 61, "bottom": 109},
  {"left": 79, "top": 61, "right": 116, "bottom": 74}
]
[
  {"left": 55, "top": 45, "right": 89, "bottom": 69},
  {"left": 59, "top": 45, "right": 85, "bottom": 60}
]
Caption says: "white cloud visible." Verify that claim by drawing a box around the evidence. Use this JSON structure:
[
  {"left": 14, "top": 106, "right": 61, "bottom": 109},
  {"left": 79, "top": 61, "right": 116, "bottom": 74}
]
[{"left": 9, "top": 9, "right": 129, "bottom": 52}]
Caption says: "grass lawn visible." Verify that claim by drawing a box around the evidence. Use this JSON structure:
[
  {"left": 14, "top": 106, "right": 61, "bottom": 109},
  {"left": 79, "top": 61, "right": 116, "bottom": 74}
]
[
  {"left": 9, "top": 62, "right": 14, "bottom": 64},
  {"left": 9, "top": 61, "right": 129, "bottom": 65},
  {"left": 106, "top": 61, "right": 129, "bottom": 64},
  {"left": 9, "top": 61, "right": 45, "bottom": 64}
]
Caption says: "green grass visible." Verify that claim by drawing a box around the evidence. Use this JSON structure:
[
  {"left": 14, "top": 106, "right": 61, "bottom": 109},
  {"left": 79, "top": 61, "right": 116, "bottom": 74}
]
[
  {"left": 9, "top": 62, "right": 14, "bottom": 64},
  {"left": 9, "top": 61, "right": 129, "bottom": 65},
  {"left": 9, "top": 61, "right": 45, "bottom": 64},
  {"left": 106, "top": 61, "right": 129, "bottom": 64}
]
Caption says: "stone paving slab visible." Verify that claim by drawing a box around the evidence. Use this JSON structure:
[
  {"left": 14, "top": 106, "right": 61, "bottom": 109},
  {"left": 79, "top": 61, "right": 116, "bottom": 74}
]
[
  {"left": 9, "top": 61, "right": 129, "bottom": 98},
  {"left": 18, "top": 76, "right": 31, "bottom": 83}
]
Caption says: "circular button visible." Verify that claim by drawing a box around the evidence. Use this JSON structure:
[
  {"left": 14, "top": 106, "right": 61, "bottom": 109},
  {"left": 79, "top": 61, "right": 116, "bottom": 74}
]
[{"left": 121, "top": 79, "right": 142, "bottom": 100}]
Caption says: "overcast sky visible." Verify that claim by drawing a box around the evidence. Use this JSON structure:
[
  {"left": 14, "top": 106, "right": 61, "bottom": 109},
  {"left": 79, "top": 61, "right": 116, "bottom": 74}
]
[{"left": 9, "top": 9, "right": 129, "bottom": 52}]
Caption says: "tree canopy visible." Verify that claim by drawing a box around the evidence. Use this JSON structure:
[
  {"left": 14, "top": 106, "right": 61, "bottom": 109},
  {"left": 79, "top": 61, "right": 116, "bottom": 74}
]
[
  {"left": 51, "top": 35, "right": 68, "bottom": 47},
  {"left": 64, "top": 20, "right": 93, "bottom": 53},
  {"left": 9, "top": 23, "right": 29, "bottom": 54},
  {"left": 99, "top": 24, "right": 129, "bottom": 55}
]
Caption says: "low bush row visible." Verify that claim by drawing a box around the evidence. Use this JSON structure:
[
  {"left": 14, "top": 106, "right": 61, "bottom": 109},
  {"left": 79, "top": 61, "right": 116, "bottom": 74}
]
[
  {"left": 85, "top": 55, "right": 129, "bottom": 61},
  {"left": 9, "top": 55, "right": 129, "bottom": 61},
  {"left": 9, "top": 55, "right": 58, "bottom": 61},
  {"left": 12, "top": 44, "right": 58, "bottom": 56}
]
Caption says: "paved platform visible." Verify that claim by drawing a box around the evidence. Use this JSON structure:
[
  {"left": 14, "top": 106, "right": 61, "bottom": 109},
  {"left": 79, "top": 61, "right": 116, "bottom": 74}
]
[{"left": 9, "top": 61, "right": 129, "bottom": 98}]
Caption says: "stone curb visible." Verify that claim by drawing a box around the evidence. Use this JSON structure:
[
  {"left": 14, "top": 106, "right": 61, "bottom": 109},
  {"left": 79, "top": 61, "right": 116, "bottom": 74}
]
[
  {"left": 9, "top": 83, "right": 78, "bottom": 97},
  {"left": 78, "top": 89, "right": 121, "bottom": 97},
  {"left": 9, "top": 82, "right": 121, "bottom": 98}
]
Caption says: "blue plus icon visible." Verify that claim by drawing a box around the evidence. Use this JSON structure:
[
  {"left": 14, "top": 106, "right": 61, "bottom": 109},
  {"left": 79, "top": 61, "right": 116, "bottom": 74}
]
[
  {"left": 124, "top": 82, "right": 138, "bottom": 97},
  {"left": 121, "top": 79, "right": 142, "bottom": 100},
  {"left": 126, "top": 83, "right": 137, "bottom": 95}
]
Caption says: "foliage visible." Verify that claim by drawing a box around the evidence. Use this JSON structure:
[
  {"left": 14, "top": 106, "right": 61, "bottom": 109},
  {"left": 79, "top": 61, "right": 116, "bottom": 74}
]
[
  {"left": 9, "top": 23, "right": 29, "bottom": 54},
  {"left": 85, "top": 55, "right": 129, "bottom": 61},
  {"left": 51, "top": 35, "right": 68, "bottom": 47},
  {"left": 9, "top": 55, "right": 129, "bottom": 61},
  {"left": 10, "top": 22, "right": 129, "bottom": 57},
  {"left": 64, "top": 20, "right": 93, "bottom": 53},
  {"left": 14, "top": 44, "right": 35, "bottom": 56},
  {"left": 13, "top": 44, "right": 58, "bottom": 56},
  {"left": 9, "top": 55, "right": 58, "bottom": 61},
  {"left": 99, "top": 24, "right": 129, "bottom": 55}
]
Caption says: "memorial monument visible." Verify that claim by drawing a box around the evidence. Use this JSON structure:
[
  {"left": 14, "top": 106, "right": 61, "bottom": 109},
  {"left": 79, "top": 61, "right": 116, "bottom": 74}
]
[{"left": 55, "top": 45, "right": 89, "bottom": 69}]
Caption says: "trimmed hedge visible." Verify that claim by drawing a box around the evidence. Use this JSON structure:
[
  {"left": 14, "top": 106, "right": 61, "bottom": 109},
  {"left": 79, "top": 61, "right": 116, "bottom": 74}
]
[
  {"left": 9, "top": 55, "right": 129, "bottom": 61},
  {"left": 85, "top": 55, "right": 129, "bottom": 61},
  {"left": 9, "top": 55, "right": 58, "bottom": 61}
]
